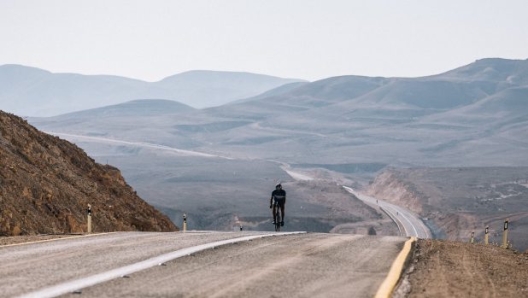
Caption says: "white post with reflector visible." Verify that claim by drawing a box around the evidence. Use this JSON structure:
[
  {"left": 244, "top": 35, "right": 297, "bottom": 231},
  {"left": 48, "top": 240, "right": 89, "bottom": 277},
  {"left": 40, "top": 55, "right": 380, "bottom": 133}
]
[{"left": 87, "top": 204, "right": 92, "bottom": 234}]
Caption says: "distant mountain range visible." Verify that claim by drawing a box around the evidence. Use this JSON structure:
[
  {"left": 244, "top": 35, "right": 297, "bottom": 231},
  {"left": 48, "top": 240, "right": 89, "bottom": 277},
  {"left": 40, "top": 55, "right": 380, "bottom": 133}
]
[
  {"left": 0, "top": 65, "right": 305, "bottom": 116},
  {"left": 18, "top": 57, "right": 528, "bottom": 231},
  {"left": 31, "top": 58, "right": 528, "bottom": 166}
]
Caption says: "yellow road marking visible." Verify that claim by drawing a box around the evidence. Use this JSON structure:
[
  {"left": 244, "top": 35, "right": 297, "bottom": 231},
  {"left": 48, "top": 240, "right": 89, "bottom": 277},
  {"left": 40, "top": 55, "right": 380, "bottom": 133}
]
[{"left": 375, "top": 237, "right": 416, "bottom": 298}]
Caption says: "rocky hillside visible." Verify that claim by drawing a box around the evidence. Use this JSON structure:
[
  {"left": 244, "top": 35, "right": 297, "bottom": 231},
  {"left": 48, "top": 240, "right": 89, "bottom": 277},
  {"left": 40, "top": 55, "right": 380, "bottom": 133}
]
[
  {"left": 366, "top": 167, "right": 528, "bottom": 251},
  {"left": 0, "top": 110, "right": 177, "bottom": 235}
]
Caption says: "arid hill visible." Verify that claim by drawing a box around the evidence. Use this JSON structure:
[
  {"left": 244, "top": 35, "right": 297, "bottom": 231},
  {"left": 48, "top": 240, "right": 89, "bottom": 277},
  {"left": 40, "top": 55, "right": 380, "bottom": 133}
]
[
  {"left": 366, "top": 167, "right": 528, "bottom": 251},
  {"left": 0, "top": 110, "right": 177, "bottom": 235}
]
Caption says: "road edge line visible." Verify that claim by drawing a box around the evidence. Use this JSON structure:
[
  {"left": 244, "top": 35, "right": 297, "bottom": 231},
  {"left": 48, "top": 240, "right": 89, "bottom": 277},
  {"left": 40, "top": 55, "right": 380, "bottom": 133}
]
[
  {"left": 375, "top": 236, "right": 416, "bottom": 298},
  {"left": 379, "top": 206, "right": 406, "bottom": 237},
  {"left": 17, "top": 231, "right": 306, "bottom": 298}
]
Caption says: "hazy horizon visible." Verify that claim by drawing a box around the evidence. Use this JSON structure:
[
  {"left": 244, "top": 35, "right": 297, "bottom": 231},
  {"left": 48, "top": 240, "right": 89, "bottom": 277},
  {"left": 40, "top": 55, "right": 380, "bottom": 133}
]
[{"left": 1, "top": 1, "right": 527, "bottom": 82}]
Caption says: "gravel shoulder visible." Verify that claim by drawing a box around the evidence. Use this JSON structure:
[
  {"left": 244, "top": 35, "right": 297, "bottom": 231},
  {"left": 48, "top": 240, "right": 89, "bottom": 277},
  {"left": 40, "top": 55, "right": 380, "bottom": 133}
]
[
  {"left": 0, "top": 234, "right": 80, "bottom": 246},
  {"left": 400, "top": 239, "right": 528, "bottom": 298}
]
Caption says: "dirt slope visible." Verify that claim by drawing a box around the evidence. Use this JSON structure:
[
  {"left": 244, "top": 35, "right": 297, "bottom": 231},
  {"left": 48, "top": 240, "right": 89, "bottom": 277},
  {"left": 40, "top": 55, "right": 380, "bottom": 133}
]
[
  {"left": 0, "top": 110, "right": 177, "bottom": 235},
  {"left": 400, "top": 239, "right": 528, "bottom": 298}
]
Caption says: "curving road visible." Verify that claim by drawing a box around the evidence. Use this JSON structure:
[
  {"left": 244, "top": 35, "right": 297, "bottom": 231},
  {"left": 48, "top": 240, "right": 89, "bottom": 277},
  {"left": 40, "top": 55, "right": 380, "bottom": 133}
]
[
  {"left": 46, "top": 132, "right": 233, "bottom": 159},
  {"left": 0, "top": 232, "right": 407, "bottom": 298},
  {"left": 343, "top": 186, "right": 431, "bottom": 239}
]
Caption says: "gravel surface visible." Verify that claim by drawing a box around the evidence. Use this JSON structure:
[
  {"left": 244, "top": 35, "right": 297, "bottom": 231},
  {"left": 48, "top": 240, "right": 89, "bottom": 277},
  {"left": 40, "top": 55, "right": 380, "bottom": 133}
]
[
  {"left": 0, "top": 234, "right": 80, "bottom": 246},
  {"left": 399, "top": 239, "right": 528, "bottom": 298}
]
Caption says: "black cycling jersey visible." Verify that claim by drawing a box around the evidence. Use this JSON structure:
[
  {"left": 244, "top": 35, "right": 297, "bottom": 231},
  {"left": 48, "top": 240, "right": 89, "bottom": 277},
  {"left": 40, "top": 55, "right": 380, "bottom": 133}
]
[{"left": 271, "top": 189, "right": 286, "bottom": 207}]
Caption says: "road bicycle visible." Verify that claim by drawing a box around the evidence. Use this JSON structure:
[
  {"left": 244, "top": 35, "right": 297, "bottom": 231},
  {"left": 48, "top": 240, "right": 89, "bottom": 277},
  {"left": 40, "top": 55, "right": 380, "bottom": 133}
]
[{"left": 272, "top": 200, "right": 282, "bottom": 232}]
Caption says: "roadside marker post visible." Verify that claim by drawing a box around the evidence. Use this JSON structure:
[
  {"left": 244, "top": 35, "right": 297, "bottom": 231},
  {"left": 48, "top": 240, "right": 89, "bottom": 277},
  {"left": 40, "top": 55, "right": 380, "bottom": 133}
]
[
  {"left": 470, "top": 231, "right": 474, "bottom": 244},
  {"left": 502, "top": 218, "right": 509, "bottom": 248},
  {"left": 87, "top": 204, "right": 92, "bottom": 234},
  {"left": 183, "top": 214, "right": 187, "bottom": 232},
  {"left": 484, "top": 226, "right": 489, "bottom": 245}
]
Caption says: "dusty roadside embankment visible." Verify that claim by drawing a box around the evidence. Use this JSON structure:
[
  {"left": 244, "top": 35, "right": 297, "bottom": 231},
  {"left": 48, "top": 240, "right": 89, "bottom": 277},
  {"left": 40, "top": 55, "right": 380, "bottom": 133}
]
[{"left": 400, "top": 239, "right": 528, "bottom": 297}]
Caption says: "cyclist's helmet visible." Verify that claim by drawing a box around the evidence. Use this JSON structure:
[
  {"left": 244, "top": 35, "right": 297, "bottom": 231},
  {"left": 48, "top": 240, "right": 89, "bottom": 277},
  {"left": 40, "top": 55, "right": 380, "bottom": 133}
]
[{"left": 276, "top": 183, "right": 282, "bottom": 189}]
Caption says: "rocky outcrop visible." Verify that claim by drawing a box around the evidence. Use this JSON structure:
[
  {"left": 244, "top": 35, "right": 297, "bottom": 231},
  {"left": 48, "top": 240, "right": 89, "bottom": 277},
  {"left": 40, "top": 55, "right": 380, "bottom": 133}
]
[{"left": 0, "top": 110, "right": 177, "bottom": 235}]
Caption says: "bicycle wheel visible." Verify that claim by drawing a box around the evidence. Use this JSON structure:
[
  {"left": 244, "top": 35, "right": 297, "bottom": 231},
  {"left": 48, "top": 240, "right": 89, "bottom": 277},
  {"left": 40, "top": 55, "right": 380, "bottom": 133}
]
[{"left": 275, "top": 206, "right": 281, "bottom": 232}]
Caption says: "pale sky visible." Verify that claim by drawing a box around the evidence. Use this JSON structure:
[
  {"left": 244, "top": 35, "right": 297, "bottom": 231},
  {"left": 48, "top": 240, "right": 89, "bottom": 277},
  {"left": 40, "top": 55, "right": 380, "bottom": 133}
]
[{"left": 1, "top": 0, "right": 527, "bottom": 82}]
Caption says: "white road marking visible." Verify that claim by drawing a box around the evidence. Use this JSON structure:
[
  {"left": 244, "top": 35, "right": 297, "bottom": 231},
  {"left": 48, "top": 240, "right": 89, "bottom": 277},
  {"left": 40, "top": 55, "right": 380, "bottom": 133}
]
[{"left": 17, "top": 232, "right": 305, "bottom": 298}]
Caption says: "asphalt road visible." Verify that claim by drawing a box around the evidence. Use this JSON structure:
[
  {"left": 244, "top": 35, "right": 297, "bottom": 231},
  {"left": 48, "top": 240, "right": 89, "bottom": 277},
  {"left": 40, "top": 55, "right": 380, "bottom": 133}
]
[
  {"left": 0, "top": 232, "right": 406, "bottom": 298},
  {"left": 343, "top": 186, "right": 431, "bottom": 239}
]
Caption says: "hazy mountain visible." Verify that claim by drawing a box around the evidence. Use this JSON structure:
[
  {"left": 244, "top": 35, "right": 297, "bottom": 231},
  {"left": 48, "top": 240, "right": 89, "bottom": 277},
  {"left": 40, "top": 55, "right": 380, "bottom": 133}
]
[
  {"left": 30, "top": 58, "right": 528, "bottom": 165},
  {"left": 0, "top": 65, "right": 305, "bottom": 117},
  {"left": 229, "top": 81, "right": 309, "bottom": 105},
  {"left": 0, "top": 65, "right": 150, "bottom": 117},
  {"left": 155, "top": 70, "right": 307, "bottom": 108},
  {"left": 434, "top": 58, "right": 528, "bottom": 84},
  {"left": 27, "top": 58, "right": 528, "bottom": 231},
  {"left": 49, "top": 99, "right": 195, "bottom": 119}
]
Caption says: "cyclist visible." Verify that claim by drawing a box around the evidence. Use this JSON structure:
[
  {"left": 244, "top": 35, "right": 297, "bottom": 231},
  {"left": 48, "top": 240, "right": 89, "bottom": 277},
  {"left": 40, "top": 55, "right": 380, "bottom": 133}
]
[{"left": 270, "top": 183, "right": 286, "bottom": 226}]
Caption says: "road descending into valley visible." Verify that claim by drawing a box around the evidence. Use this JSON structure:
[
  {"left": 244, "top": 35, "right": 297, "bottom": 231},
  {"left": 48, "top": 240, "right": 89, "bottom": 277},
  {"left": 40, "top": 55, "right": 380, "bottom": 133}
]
[
  {"left": 343, "top": 187, "right": 431, "bottom": 239},
  {"left": 0, "top": 232, "right": 407, "bottom": 298}
]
